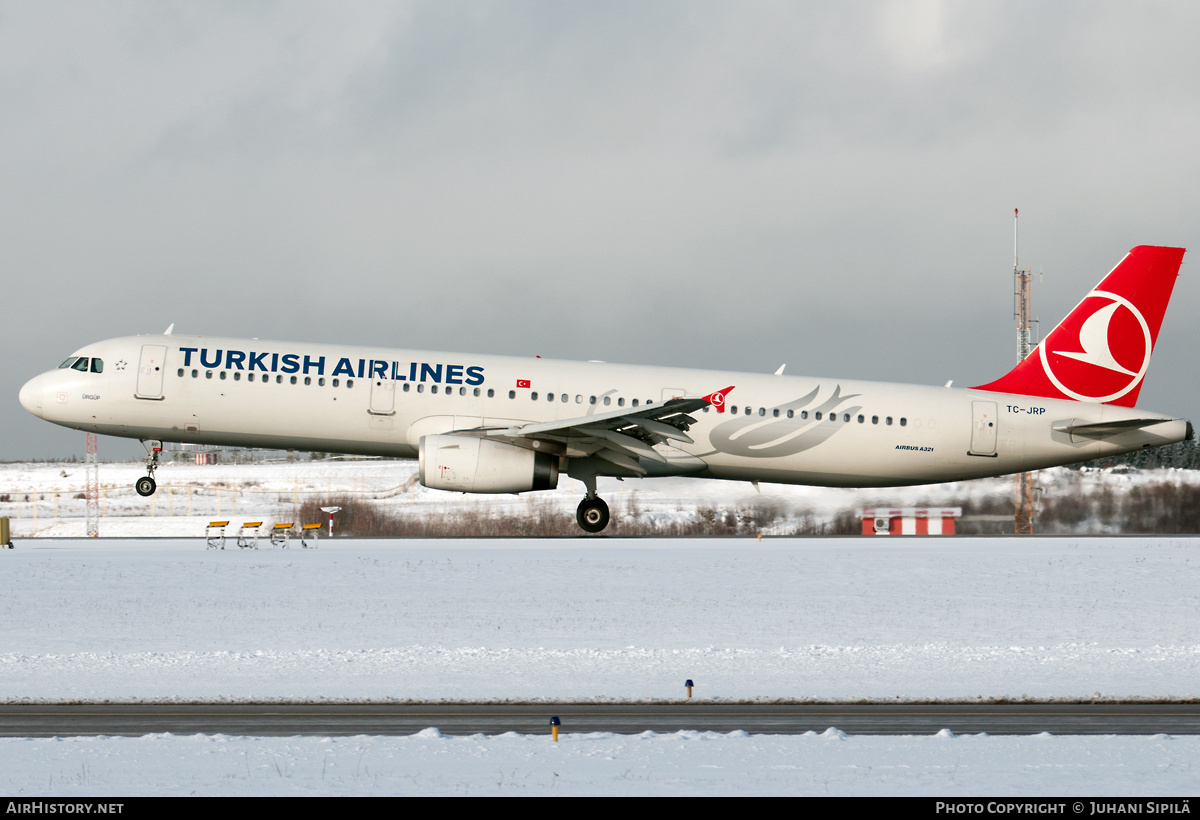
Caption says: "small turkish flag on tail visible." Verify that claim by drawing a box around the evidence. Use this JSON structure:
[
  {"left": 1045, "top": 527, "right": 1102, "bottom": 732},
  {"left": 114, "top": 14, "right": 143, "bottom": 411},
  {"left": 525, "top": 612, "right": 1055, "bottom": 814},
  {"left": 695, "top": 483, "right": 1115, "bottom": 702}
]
[{"left": 702, "top": 385, "right": 735, "bottom": 413}]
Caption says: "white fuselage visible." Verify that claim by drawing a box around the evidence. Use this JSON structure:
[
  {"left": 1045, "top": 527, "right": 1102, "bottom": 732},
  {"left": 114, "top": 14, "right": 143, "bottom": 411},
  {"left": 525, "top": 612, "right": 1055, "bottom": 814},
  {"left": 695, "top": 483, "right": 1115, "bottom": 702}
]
[{"left": 19, "top": 334, "right": 1189, "bottom": 488}]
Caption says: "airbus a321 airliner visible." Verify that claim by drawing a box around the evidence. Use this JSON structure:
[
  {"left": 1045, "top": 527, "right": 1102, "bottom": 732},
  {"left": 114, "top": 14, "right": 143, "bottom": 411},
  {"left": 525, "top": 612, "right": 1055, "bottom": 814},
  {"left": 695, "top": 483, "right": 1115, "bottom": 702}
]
[{"left": 18, "top": 245, "right": 1191, "bottom": 532}]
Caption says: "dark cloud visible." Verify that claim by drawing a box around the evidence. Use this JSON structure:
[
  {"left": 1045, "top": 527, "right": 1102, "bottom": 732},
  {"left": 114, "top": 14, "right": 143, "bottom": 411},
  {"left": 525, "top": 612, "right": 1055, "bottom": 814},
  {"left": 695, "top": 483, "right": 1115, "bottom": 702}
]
[{"left": 3, "top": 1, "right": 1199, "bottom": 459}]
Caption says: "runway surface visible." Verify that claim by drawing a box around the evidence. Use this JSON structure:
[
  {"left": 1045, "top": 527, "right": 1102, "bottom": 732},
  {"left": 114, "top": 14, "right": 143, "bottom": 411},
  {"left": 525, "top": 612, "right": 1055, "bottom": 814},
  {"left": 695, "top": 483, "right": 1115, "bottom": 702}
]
[{"left": 4, "top": 703, "right": 1200, "bottom": 737}]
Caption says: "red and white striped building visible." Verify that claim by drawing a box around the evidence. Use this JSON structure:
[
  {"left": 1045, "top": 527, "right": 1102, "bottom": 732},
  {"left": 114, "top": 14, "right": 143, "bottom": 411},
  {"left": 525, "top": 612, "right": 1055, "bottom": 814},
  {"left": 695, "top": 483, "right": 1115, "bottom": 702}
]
[{"left": 858, "top": 507, "right": 961, "bottom": 536}]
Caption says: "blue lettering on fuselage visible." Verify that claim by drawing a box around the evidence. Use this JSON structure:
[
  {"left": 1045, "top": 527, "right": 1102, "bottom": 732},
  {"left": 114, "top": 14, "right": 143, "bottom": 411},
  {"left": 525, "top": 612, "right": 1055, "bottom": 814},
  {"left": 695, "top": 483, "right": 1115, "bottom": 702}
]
[{"left": 178, "top": 346, "right": 487, "bottom": 385}]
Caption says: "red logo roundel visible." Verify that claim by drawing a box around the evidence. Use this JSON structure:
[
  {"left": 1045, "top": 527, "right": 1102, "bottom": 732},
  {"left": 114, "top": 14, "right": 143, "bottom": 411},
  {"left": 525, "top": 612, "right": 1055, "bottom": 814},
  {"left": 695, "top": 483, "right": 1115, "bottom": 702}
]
[{"left": 1041, "top": 290, "right": 1152, "bottom": 403}]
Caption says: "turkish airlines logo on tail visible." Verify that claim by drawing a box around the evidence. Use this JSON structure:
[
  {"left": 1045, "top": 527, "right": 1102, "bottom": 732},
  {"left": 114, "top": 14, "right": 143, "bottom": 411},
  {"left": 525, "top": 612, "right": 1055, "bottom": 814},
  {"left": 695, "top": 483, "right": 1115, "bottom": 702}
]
[{"left": 1041, "top": 290, "right": 1152, "bottom": 403}]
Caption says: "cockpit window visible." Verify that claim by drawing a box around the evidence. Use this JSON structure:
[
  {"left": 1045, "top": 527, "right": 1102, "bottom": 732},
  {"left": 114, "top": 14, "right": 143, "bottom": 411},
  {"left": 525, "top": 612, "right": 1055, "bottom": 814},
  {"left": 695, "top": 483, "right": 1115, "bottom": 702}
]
[
  {"left": 71, "top": 358, "right": 90, "bottom": 372},
  {"left": 58, "top": 357, "right": 79, "bottom": 369},
  {"left": 90, "top": 358, "right": 103, "bottom": 373}
]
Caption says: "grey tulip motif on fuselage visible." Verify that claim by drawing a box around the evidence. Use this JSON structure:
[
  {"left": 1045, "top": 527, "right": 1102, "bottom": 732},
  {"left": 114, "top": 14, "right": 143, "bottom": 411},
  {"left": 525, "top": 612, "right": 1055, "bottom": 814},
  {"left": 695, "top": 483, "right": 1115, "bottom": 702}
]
[{"left": 706, "top": 384, "right": 863, "bottom": 458}]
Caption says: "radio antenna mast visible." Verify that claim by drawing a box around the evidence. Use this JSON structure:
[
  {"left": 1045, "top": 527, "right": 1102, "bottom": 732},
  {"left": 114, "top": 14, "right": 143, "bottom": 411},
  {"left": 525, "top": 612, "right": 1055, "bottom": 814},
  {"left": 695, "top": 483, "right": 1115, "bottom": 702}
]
[{"left": 1013, "top": 208, "right": 1038, "bottom": 535}]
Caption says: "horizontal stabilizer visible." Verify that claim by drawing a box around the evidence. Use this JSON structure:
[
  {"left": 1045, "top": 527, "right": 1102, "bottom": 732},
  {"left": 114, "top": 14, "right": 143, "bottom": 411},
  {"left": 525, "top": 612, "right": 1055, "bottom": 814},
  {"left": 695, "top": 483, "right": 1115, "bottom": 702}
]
[{"left": 1052, "top": 417, "right": 1173, "bottom": 440}]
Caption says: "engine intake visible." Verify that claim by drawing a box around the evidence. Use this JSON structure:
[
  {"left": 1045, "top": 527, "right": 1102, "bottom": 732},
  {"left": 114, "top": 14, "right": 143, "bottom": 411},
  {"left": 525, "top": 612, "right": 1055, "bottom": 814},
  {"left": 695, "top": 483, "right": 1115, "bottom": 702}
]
[{"left": 419, "top": 434, "right": 559, "bottom": 493}]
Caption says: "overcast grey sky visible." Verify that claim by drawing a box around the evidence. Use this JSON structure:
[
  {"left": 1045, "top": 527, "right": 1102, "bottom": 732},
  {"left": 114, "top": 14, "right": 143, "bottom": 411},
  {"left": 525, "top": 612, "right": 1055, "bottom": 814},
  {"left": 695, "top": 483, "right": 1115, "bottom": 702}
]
[{"left": 4, "top": 1, "right": 1199, "bottom": 460}]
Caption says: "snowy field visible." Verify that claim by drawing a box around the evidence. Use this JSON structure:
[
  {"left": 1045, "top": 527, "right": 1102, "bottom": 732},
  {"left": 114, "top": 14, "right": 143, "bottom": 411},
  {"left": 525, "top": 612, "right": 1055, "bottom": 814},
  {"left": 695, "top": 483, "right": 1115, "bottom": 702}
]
[
  {"left": 7, "top": 456, "right": 1197, "bottom": 537},
  {"left": 6, "top": 731, "right": 1200, "bottom": 796},
  {"left": 2, "top": 456, "right": 961, "bottom": 537},
  {"left": 2, "top": 532, "right": 1200, "bottom": 794},
  {"left": 4, "top": 537, "right": 1200, "bottom": 701},
  {"left": 4, "top": 460, "right": 1200, "bottom": 794}
]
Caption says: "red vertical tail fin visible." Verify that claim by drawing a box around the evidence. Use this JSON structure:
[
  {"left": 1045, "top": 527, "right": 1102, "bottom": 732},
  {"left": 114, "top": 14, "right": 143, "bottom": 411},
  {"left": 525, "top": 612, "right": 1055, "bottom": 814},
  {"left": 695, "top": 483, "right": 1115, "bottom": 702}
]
[{"left": 972, "top": 245, "right": 1185, "bottom": 407}]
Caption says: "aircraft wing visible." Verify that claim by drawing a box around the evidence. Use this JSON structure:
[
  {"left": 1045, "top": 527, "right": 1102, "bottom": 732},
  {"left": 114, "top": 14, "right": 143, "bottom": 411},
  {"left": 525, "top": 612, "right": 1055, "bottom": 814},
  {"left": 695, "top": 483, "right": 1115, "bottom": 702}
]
[{"left": 450, "top": 387, "right": 733, "bottom": 476}]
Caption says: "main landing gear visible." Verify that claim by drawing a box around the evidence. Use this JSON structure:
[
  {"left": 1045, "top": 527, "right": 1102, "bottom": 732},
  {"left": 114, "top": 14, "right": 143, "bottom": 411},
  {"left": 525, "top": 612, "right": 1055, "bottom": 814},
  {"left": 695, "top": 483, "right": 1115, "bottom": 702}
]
[
  {"left": 576, "top": 496, "right": 610, "bottom": 534},
  {"left": 136, "top": 440, "right": 161, "bottom": 497},
  {"left": 574, "top": 471, "right": 610, "bottom": 533}
]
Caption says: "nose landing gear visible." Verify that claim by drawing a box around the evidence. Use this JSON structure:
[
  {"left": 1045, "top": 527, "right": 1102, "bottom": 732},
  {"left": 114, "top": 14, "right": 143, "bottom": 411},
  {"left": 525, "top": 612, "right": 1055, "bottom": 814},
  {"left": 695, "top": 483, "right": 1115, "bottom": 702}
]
[{"left": 136, "top": 440, "right": 161, "bottom": 497}]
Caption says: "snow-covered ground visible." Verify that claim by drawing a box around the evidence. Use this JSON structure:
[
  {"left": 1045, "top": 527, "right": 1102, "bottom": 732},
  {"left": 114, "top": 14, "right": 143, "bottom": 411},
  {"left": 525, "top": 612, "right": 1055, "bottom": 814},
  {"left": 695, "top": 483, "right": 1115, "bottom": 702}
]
[
  {"left": 6, "top": 731, "right": 1200, "bottom": 796},
  {"left": 4, "top": 538, "right": 1200, "bottom": 701},
  {"left": 1, "top": 535, "right": 1200, "bottom": 794},
  {"left": 3, "top": 460, "right": 1200, "bottom": 795},
  {"left": 3, "top": 456, "right": 1194, "bottom": 537}
]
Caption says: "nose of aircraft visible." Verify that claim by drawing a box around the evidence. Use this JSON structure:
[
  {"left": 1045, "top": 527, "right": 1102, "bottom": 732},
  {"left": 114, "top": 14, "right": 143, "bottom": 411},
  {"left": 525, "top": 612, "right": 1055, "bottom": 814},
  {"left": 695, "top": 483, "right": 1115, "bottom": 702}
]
[{"left": 19, "top": 374, "right": 44, "bottom": 418}]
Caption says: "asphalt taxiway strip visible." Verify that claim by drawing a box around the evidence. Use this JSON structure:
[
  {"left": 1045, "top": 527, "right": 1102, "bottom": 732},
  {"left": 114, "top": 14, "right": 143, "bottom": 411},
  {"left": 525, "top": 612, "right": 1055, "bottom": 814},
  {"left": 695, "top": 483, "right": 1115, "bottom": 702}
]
[{"left": 3, "top": 703, "right": 1200, "bottom": 737}]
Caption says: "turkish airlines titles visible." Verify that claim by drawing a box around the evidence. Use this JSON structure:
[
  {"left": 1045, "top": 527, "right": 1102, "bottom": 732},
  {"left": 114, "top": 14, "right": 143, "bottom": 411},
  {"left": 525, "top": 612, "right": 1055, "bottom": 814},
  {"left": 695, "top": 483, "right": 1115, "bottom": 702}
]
[{"left": 177, "top": 347, "right": 486, "bottom": 385}]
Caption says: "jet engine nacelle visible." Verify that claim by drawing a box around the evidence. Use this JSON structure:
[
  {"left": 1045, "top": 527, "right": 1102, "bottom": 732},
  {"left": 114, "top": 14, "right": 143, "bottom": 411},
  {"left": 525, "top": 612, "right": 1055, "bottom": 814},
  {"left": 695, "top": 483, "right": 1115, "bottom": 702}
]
[{"left": 418, "top": 434, "right": 559, "bottom": 493}]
